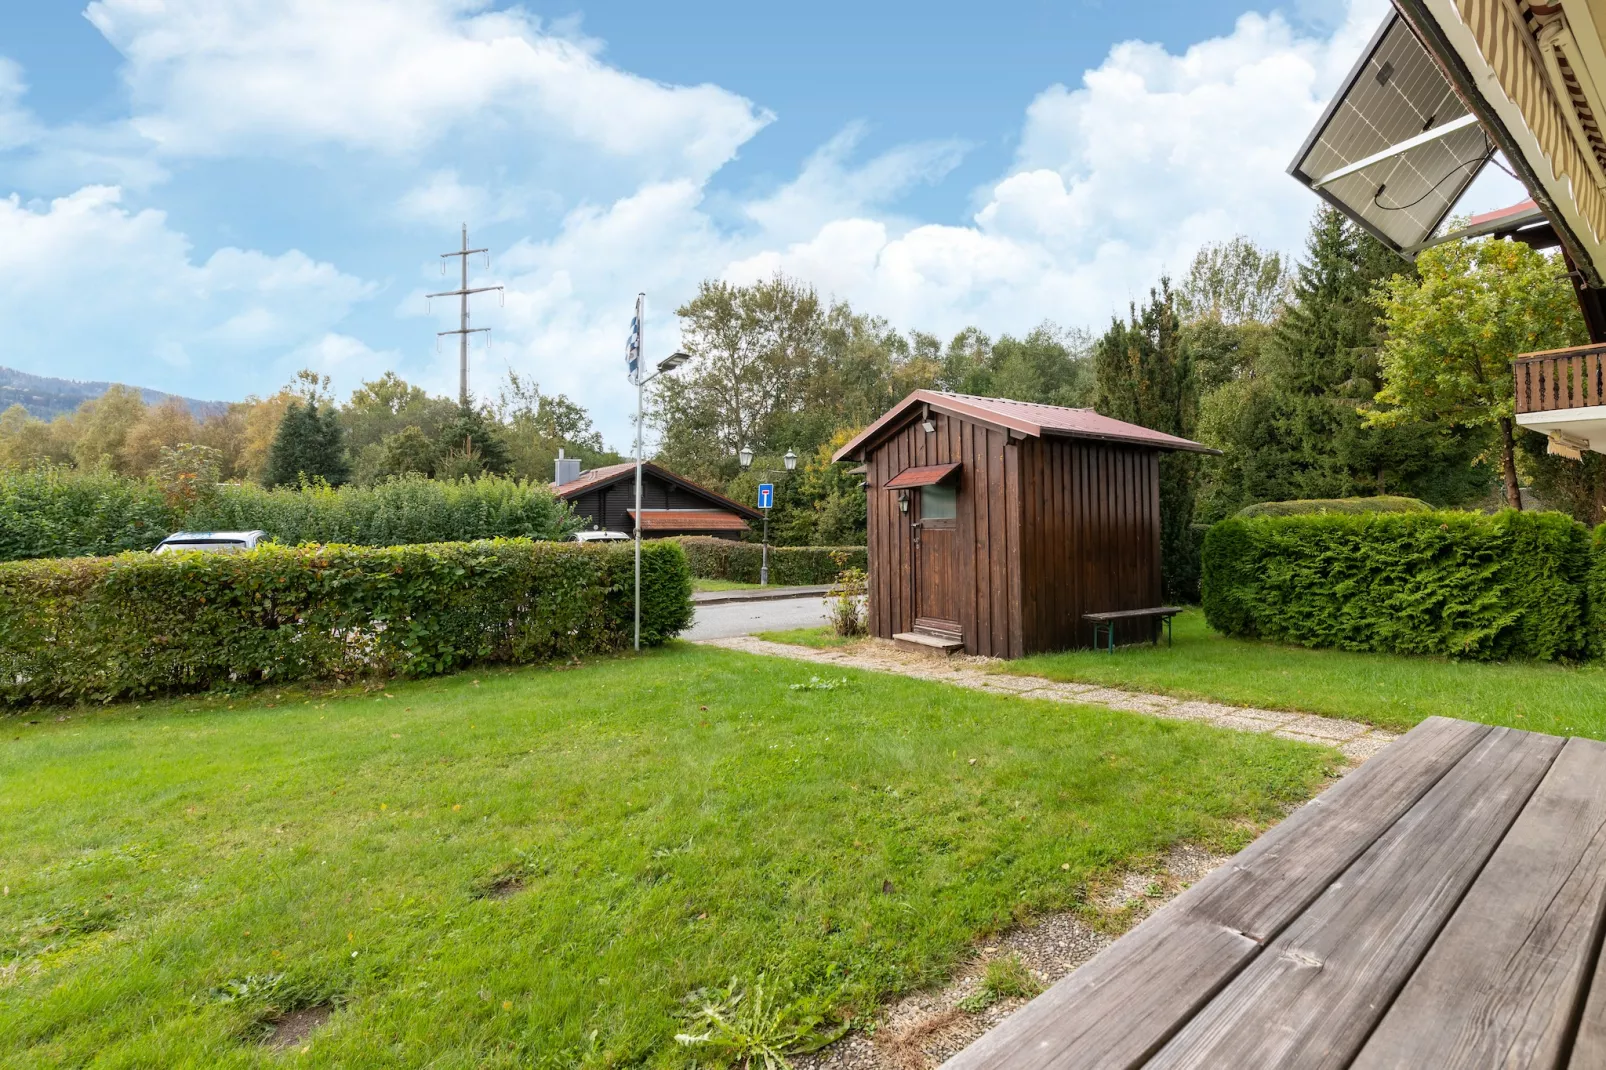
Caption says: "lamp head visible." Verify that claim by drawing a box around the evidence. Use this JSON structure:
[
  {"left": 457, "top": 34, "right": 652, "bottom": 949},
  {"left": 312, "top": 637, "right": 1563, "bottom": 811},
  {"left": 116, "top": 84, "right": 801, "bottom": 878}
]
[
  {"left": 738, "top": 445, "right": 754, "bottom": 469},
  {"left": 783, "top": 449, "right": 797, "bottom": 471},
  {"left": 657, "top": 352, "right": 690, "bottom": 373}
]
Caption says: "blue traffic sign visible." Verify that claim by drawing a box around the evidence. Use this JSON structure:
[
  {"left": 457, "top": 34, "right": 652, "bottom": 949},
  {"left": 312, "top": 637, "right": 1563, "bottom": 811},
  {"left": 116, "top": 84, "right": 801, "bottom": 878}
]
[{"left": 757, "top": 483, "right": 774, "bottom": 509}]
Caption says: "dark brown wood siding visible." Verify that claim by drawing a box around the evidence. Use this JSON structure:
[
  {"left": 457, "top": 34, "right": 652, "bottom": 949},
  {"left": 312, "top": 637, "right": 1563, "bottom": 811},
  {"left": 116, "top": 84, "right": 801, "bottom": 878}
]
[
  {"left": 566, "top": 472, "right": 733, "bottom": 535},
  {"left": 1017, "top": 437, "right": 1162, "bottom": 652},
  {"left": 864, "top": 409, "right": 1022, "bottom": 658}
]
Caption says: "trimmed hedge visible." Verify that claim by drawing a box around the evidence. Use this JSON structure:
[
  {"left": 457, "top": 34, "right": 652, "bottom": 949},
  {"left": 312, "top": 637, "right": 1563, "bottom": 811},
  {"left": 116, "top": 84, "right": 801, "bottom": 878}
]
[
  {"left": 0, "top": 538, "right": 692, "bottom": 706},
  {"left": 1202, "top": 510, "right": 1590, "bottom": 661},
  {"left": 676, "top": 536, "right": 866, "bottom": 585},
  {"left": 1591, "top": 524, "right": 1606, "bottom": 661},
  {"left": 1236, "top": 496, "right": 1432, "bottom": 518},
  {"left": 0, "top": 469, "right": 577, "bottom": 562}
]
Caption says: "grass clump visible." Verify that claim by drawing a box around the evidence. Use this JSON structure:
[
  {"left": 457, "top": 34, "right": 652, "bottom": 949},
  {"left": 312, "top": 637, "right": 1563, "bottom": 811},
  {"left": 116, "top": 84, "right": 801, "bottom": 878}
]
[
  {"left": 956, "top": 955, "right": 1043, "bottom": 1013},
  {"left": 755, "top": 625, "right": 859, "bottom": 649}
]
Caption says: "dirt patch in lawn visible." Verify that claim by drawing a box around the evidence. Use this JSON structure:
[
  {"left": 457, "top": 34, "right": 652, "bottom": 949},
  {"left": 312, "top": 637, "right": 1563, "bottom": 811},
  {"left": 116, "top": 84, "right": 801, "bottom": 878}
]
[
  {"left": 263, "top": 1005, "right": 331, "bottom": 1050},
  {"left": 794, "top": 843, "right": 1230, "bottom": 1070}
]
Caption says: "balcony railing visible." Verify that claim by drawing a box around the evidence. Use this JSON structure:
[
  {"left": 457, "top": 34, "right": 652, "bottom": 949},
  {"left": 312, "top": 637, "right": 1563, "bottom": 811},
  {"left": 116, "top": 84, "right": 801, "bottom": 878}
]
[{"left": 1514, "top": 343, "right": 1606, "bottom": 414}]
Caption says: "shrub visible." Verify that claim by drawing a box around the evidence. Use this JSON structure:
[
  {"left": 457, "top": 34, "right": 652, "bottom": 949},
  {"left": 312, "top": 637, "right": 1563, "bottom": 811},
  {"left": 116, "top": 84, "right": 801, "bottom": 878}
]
[
  {"left": 0, "top": 469, "right": 578, "bottom": 562},
  {"left": 676, "top": 537, "right": 866, "bottom": 585},
  {"left": 826, "top": 567, "right": 868, "bottom": 637},
  {"left": 1590, "top": 524, "right": 1606, "bottom": 661},
  {"left": 1236, "top": 496, "right": 1433, "bottom": 518},
  {"left": 1201, "top": 509, "right": 1590, "bottom": 661},
  {"left": 0, "top": 466, "right": 172, "bottom": 562},
  {"left": 0, "top": 538, "right": 692, "bottom": 706},
  {"left": 187, "top": 474, "right": 578, "bottom": 547}
]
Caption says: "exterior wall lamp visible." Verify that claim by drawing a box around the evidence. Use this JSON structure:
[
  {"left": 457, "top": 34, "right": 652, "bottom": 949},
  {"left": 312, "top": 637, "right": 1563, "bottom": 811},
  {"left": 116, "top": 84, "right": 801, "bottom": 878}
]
[
  {"left": 898, "top": 489, "right": 910, "bottom": 512},
  {"left": 921, "top": 419, "right": 935, "bottom": 433}
]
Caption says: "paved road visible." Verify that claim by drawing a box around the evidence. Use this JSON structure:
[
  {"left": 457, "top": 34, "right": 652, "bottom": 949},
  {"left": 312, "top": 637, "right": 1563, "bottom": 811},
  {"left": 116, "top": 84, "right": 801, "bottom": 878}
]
[{"left": 684, "top": 594, "right": 831, "bottom": 641}]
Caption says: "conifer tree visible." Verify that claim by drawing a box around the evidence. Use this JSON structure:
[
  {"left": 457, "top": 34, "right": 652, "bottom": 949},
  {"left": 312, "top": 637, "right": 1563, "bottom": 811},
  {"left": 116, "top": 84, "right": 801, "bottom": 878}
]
[
  {"left": 264, "top": 399, "right": 350, "bottom": 488},
  {"left": 434, "top": 403, "right": 512, "bottom": 478},
  {"left": 1094, "top": 281, "right": 1200, "bottom": 599}
]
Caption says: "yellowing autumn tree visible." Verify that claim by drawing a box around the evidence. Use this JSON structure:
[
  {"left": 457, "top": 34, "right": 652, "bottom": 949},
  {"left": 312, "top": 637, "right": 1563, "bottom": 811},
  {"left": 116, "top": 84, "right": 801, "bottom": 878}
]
[{"left": 1373, "top": 238, "right": 1585, "bottom": 509}]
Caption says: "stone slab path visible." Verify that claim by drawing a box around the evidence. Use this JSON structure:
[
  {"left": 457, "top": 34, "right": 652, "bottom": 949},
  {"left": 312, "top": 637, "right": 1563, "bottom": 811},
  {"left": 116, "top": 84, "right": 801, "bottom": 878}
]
[{"left": 700, "top": 636, "right": 1398, "bottom": 763}]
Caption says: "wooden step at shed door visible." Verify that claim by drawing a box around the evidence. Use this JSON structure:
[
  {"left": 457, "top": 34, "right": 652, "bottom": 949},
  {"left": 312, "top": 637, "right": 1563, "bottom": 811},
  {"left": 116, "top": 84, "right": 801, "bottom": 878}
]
[{"left": 912, "top": 483, "right": 960, "bottom": 643}]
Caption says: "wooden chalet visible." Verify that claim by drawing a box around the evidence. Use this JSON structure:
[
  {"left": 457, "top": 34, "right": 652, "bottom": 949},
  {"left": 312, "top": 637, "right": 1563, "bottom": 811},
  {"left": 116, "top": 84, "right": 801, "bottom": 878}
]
[
  {"left": 551, "top": 460, "right": 760, "bottom": 539},
  {"left": 833, "top": 391, "right": 1217, "bottom": 658}
]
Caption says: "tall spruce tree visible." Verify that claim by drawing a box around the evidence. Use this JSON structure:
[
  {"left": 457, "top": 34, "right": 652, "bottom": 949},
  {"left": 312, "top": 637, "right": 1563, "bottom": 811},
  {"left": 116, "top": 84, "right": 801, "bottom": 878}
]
[
  {"left": 1093, "top": 281, "right": 1200, "bottom": 600},
  {"left": 264, "top": 398, "right": 350, "bottom": 488}
]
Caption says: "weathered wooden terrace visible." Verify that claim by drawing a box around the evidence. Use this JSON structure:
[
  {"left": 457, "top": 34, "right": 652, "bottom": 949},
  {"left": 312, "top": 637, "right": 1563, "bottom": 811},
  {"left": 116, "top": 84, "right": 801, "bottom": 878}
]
[{"left": 945, "top": 717, "right": 1606, "bottom": 1069}]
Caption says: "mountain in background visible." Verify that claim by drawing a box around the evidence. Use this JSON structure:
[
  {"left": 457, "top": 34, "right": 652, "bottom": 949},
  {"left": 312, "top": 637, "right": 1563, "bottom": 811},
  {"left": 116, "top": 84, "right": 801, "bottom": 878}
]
[{"left": 0, "top": 366, "right": 228, "bottom": 422}]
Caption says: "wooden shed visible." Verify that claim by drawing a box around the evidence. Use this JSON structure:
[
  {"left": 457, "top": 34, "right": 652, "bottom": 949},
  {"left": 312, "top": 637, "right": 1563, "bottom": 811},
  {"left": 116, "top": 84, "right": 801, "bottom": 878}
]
[
  {"left": 551, "top": 460, "right": 760, "bottom": 539},
  {"left": 833, "top": 391, "right": 1217, "bottom": 658}
]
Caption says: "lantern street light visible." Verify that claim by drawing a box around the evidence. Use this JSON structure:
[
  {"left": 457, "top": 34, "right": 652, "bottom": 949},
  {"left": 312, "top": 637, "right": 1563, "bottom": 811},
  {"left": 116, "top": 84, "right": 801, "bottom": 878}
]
[
  {"left": 739, "top": 446, "right": 799, "bottom": 585},
  {"left": 630, "top": 347, "right": 691, "bottom": 651}
]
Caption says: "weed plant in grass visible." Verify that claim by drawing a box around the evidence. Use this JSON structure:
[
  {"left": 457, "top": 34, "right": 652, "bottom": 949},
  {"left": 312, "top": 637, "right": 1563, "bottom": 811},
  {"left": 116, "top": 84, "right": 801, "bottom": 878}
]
[
  {"left": 0, "top": 645, "right": 1334, "bottom": 1067},
  {"left": 1007, "top": 611, "right": 1606, "bottom": 737}
]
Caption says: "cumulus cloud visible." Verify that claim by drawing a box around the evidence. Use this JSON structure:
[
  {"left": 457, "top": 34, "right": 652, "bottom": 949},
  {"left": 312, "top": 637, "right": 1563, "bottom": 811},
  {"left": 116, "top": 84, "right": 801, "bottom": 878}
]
[
  {"left": 0, "top": 58, "right": 38, "bottom": 152},
  {"left": 0, "top": 186, "right": 371, "bottom": 391},
  {"left": 85, "top": 0, "right": 771, "bottom": 180}
]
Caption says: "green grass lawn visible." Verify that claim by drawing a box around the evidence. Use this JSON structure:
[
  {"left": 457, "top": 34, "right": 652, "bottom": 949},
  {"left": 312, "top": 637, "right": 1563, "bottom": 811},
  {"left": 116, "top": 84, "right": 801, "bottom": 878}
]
[
  {"left": 1006, "top": 610, "right": 1606, "bottom": 738},
  {"left": 1, "top": 645, "right": 1335, "bottom": 1068},
  {"left": 691, "top": 578, "right": 767, "bottom": 593},
  {"left": 753, "top": 626, "right": 859, "bottom": 649}
]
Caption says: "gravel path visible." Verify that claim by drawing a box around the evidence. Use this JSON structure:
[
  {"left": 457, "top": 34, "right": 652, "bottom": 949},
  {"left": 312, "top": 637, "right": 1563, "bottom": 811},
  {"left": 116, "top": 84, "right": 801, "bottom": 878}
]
[{"left": 698, "top": 635, "right": 1398, "bottom": 763}]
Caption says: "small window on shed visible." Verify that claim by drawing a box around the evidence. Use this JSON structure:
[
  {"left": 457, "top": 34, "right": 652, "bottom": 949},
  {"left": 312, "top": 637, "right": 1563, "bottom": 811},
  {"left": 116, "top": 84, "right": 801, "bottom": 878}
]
[{"left": 921, "top": 483, "right": 956, "bottom": 520}]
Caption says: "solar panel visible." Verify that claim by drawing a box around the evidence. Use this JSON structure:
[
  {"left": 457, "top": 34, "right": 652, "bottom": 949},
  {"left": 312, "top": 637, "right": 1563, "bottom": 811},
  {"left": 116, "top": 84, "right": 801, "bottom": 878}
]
[{"left": 1290, "top": 11, "right": 1492, "bottom": 255}]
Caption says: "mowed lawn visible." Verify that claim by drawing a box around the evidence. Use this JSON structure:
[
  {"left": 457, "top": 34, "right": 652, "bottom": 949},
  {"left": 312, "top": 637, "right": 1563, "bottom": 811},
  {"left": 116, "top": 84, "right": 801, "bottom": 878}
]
[
  {"left": 1006, "top": 611, "right": 1606, "bottom": 738},
  {"left": 1, "top": 645, "right": 1335, "bottom": 1068}
]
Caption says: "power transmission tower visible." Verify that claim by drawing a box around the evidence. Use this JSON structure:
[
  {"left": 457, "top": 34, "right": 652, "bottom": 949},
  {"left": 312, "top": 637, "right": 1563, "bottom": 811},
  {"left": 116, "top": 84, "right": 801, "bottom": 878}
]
[{"left": 426, "top": 224, "right": 504, "bottom": 406}]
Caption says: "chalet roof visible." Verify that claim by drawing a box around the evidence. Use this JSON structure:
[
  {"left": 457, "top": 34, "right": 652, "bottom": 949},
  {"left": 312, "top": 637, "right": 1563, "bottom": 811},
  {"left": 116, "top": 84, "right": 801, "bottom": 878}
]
[
  {"left": 550, "top": 460, "right": 762, "bottom": 521},
  {"left": 832, "top": 390, "right": 1219, "bottom": 461},
  {"left": 628, "top": 509, "right": 751, "bottom": 532}
]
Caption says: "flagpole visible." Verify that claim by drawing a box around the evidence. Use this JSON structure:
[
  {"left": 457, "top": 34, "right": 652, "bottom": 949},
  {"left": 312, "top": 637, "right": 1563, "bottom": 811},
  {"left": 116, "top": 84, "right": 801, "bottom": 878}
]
[{"left": 633, "top": 293, "right": 644, "bottom": 653}]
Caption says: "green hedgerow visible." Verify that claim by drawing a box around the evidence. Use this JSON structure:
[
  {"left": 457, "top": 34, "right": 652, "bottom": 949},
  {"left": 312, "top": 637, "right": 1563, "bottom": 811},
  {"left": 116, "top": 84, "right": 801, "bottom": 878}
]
[
  {"left": 676, "top": 537, "right": 866, "bottom": 585},
  {"left": 0, "top": 538, "right": 692, "bottom": 706},
  {"left": 1201, "top": 509, "right": 1590, "bottom": 661}
]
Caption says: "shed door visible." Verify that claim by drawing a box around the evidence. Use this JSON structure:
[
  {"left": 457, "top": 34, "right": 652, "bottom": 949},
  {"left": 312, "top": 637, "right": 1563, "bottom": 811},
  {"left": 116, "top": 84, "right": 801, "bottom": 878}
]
[{"left": 913, "top": 483, "right": 960, "bottom": 638}]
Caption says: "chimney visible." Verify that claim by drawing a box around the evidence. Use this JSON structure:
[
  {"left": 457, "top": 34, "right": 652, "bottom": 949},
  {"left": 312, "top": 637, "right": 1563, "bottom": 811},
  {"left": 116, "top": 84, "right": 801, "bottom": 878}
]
[{"left": 554, "top": 447, "right": 581, "bottom": 486}]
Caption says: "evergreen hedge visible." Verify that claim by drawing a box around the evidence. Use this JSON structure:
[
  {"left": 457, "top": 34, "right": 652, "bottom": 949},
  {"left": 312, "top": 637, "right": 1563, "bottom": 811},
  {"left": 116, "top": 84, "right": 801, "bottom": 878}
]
[
  {"left": 1590, "top": 524, "right": 1606, "bottom": 661},
  {"left": 1236, "top": 496, "right": 1433, "bottom": 518},
  {"left": 1201, "top": 510, "right": 1590, "bottom": 661},
  {"left": 0, "top": 470, "right": 577, "bottom": 562},
  {"left": 0, "top": 538, "right": 692, "bottom": 706},
  {"left": 676, "top": 536, "right": 866, "bottom": 585}
]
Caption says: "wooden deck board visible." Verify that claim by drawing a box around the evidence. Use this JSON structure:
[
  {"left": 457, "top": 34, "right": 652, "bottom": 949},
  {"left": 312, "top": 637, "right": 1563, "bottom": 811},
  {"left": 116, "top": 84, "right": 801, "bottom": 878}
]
[
  {"left": 942, "top": 716, "right": 1490, "bottom": 1070},
  {"left": 1144, "top": 727, "right": 1563, "bottom": 1069},
  {"left": 1354, "top": 736, "right": 1606, "bottom": 1069}
]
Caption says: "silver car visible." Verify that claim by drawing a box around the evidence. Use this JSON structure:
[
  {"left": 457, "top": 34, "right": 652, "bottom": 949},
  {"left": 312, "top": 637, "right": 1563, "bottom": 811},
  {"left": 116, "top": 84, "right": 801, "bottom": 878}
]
[{"left": 153, "top": 530, "right": 270, "bottom": 554}]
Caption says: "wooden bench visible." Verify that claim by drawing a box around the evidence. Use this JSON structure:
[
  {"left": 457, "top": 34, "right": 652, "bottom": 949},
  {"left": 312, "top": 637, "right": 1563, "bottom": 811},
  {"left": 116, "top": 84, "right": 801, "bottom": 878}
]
[
  {"left": 943, "top": 717, "right": 1606, "bottom": 1069},
  {"left": 1083, "top": 606, "right": 1182, "bottom": 652}
]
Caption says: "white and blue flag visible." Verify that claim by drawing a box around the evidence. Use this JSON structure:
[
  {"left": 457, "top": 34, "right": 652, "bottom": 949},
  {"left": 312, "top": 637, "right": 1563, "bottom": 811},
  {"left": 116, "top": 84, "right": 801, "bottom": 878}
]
[{"left": 626, "top": 314, "right": 640, "bottom": 378}]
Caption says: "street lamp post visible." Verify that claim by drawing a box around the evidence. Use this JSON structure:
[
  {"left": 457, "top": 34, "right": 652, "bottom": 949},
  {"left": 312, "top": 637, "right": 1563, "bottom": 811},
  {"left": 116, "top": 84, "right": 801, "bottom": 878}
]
[
  {"left": 632, "top": 345, "right": 691, "bottom": 651},
  {"left": 739, "top": 447, "right": 797, "bottom": 585}
]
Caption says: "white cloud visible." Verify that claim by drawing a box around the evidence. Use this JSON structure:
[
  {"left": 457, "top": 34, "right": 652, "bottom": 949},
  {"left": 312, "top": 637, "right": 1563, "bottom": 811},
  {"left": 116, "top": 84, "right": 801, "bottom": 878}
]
[
  {"left": 85, "top": 0, "right": 771, "bottom": 181},
  {"left": 0, "top": 58, "right": 38, "bottom": 152},
  {"left": 0, "top": 186, "right": 372, "bottom": 395}
]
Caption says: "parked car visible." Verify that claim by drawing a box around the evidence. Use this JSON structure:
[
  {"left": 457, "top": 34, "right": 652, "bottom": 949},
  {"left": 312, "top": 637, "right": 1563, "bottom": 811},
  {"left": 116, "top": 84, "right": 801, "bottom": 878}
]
[
  {"left": 572, "top": 530, "right": 632, "bottom": 543},
  {"left": 153, "top": 530, "right": 270, "bottom": 554}
]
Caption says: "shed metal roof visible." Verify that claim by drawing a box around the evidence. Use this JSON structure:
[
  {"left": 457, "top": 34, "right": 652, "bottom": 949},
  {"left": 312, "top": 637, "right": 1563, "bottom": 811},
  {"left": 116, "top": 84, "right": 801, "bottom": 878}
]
[{"left": 832, "top": 391, "right": 1219, "bottom": 461}]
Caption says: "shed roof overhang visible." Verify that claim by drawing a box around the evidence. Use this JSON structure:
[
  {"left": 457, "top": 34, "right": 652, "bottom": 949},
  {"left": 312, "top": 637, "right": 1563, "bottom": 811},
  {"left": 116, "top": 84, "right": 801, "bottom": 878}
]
[
  {"left": 832, "top": 390, "right": 1220, "bottom": 463},
  {"left": 883, "top": 462, "right": 961, "bottom": 489}
]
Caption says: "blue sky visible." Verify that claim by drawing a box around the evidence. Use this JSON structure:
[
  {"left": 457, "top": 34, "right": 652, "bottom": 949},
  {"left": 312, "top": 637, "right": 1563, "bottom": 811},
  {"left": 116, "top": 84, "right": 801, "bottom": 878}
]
[{"left": 0, "top": 0, "right": 1522, "bottom": 446}]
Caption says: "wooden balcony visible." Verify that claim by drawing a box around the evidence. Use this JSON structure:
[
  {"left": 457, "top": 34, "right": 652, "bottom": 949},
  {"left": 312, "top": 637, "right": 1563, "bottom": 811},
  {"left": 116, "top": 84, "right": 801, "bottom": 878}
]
[
  {"left": 1514, "top": 343, "right": 1606, "bottom": 413},
  {"left": 1514, "top": 343, "right": 1606, "bottom": 455}
]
